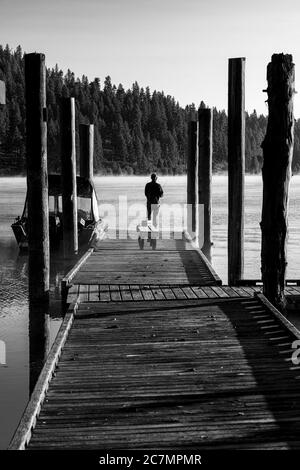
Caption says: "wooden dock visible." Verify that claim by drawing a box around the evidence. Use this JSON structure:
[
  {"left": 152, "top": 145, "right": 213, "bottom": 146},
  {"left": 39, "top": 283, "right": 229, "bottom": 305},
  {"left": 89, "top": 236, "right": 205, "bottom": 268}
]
[
  {"left": 63, "top": 231, "right": 221, "bottom": 291},
  {"left": 9, "top": 232, "right": 300, "bottom": 450}
]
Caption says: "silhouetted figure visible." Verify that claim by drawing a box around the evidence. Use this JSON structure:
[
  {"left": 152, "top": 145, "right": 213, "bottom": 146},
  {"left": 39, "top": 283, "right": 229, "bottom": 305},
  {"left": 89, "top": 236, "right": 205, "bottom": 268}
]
[{"left": 145, "top": 173, "right": 163, "bottom": 226}]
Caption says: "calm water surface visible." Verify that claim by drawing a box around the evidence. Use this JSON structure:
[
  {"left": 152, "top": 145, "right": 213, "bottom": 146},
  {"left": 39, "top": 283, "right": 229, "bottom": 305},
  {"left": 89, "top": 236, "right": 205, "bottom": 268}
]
[{"left": 1, "top": 175, "right": 300, "bottom": 449}]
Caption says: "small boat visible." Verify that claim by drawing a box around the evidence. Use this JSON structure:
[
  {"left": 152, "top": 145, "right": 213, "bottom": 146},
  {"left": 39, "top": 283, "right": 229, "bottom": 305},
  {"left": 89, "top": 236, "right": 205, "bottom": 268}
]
[{"left": 12, "top": 174, "right": 107, "bottom": 251}]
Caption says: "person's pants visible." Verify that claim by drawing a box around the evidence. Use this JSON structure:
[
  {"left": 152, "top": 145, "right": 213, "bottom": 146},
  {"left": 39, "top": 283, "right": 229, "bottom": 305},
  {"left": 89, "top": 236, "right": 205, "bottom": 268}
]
[{"left": 147, "top": 202, "right": 160, "bottom": 226}]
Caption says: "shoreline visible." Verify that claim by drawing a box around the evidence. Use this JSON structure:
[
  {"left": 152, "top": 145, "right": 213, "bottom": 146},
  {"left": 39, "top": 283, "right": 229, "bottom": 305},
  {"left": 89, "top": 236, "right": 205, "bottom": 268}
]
[{"left": 0, "top": 172, "right": 264, "bottom": 178}]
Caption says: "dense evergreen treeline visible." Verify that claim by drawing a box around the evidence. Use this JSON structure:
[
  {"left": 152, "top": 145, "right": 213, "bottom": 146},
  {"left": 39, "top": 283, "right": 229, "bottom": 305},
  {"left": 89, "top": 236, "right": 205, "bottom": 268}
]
[{"left": 1, "top": 45, "right": 300, "bottom": 176}]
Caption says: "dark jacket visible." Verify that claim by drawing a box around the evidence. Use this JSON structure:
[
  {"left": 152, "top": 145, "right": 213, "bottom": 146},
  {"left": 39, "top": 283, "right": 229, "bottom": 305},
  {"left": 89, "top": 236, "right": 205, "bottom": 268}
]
[{"left": 145, "top": 181, "right": 163, "bottom": 204}]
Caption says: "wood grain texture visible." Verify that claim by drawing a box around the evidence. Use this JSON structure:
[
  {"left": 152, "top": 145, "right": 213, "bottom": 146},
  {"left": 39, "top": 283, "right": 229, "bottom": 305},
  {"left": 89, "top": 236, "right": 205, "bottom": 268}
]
[
  {"left": 261, "top": 54, "right": 295, "bottom": 311},
  {"left": 24, "top": 53, "right": 49, "bottom": 301},
  {"left": 11, "top": 225, "right": 300, "bottom": 450},
  {"left": 198, "top": 107, "right": 213, "bottom": 260},
  {"left": 71, "top": 242, "right": 220, "bottom": 287},
  {"left": 15, "top": 296, "right": 300, "bottom": 450},
  {"left": 187, "top": 120, "right": 198, "bottom": 237},
  {"left": 61, "top": 97, "right": 78, "bottom": 255},
  {"left": 228, "top": 57, "right": 245, "bottom": 285}
]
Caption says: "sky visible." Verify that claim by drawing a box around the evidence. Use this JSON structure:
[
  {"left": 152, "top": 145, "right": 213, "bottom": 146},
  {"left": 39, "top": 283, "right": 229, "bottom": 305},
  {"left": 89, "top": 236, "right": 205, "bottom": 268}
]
[{"left": 1, "top": 0, "right": 300, "bottom": 116}]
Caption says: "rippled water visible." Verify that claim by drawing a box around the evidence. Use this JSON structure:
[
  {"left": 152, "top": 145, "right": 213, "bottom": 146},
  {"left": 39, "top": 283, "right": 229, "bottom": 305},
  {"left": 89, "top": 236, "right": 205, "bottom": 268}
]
[
  {"left": 0, "top": 178, "right": 65, "bottom": 449},
  {"left": 1, "top": 175, "right": 300, "bottom": 449}
]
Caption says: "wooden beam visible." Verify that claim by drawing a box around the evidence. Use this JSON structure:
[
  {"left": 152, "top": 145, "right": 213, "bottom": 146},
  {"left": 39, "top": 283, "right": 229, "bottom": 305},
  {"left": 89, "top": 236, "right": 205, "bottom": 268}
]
[
  {"left": 79, "top": 124, "right": 94, "bottom": 180},
  {"left": 198, "top": 107, "right": 213, "bottom": 261},
  {"left": 24, "top": 53, "right": 49, "bottom": 302},
  {"left": 60, "top": 97, "right": 78, "bottom": 256},
  {"left": 187, "top": 120, "right": 198, "bottom": 240},
  {"left": 261, "top": 54, "right": 295, "bottom": 311},
  {"left": 228, "top": 57, "right": 245, "bottom": 285},
  {"left": 61, "top": 247, "right": 94, "bottom": 302}
]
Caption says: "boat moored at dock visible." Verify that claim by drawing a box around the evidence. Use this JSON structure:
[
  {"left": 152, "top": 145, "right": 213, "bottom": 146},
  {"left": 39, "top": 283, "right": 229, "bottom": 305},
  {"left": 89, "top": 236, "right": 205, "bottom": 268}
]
[{"left": 11, "top": 174, "right": 107, "bottom": 251}]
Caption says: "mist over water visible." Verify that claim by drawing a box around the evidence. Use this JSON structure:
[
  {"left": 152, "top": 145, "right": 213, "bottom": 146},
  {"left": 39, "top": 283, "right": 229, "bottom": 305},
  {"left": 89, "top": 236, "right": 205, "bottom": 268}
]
[
  {"left": 1, "top": 175, "right": 300, "bottom": 448},
  {"left": 94, "top": 174, "right": 300, "bottom": 282}
]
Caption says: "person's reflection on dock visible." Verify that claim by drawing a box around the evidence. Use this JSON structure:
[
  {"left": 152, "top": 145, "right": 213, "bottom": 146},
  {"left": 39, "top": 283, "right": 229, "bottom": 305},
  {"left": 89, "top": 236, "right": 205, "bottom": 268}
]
[{"left": 137, "top": 221, "right": 158, "bottom": 250}]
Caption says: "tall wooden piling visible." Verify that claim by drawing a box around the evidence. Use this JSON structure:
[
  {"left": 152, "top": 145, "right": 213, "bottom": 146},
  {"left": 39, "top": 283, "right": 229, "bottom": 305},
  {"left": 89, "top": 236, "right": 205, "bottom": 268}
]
[
  {"left": 25, "top": 53, "right": 49, "bottom": 301},
  {"left": 228, "top": 57, "right": 245, "bottom": 285},
  {"left": 61, "top": 97, "right": 78, "bottom": 255},
  {"left": 261, "top": 54, "right": 295, "bottom": 311},
  {"left": 187, "top": 120, "right": 198, "bottom": 239},
  {"left": 29, "top": 303, "right": 50, "bottom": 394},
  {"left": 79, "top": 124, "right": 94, "bottom": 180},
  {"left": 198, "top": 107, "right": 213, "bottom": 260}
]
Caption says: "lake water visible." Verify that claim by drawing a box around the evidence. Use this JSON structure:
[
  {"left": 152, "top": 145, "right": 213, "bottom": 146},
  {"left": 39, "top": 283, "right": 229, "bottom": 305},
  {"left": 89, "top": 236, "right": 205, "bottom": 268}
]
[{"left": 1, "top": 175, "right": 300, "bottom": 449}]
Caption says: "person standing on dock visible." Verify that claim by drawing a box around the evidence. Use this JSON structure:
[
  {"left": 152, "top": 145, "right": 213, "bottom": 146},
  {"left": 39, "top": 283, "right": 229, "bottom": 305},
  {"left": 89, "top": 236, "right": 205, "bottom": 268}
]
[{"left": 145, "top": 173, "right": 163, "bottom": 226}]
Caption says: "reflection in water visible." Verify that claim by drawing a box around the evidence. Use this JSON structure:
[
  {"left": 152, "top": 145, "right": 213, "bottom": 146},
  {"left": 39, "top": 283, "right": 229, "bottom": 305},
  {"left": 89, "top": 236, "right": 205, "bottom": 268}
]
[
  {"left": 28, "top": 252, "right": 78, "bottom": 394},
  {"left": 0, "top": 241, "right": 28, "bottom": 311},
  {"left": 0, "top": 237, "right": 68, "bottom": 449}
]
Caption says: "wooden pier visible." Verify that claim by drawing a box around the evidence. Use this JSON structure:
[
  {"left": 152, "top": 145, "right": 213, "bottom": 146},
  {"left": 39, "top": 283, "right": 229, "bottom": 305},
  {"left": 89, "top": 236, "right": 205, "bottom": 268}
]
[
  {"left": 9, "top": 231, "right": 300, "bottom": 450},
  {"left": 7, "top": 50, "right": 300, "bottom": 451}
]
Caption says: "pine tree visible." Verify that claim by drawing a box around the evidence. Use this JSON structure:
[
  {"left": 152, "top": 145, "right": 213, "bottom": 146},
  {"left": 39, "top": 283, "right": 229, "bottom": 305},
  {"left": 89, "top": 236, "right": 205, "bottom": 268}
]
[{"left": 4, "top": 43, "right": 300, "bottom": 177}]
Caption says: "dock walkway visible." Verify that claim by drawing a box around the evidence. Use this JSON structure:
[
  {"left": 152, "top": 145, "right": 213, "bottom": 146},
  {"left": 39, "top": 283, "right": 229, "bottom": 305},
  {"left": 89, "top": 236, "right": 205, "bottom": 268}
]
[{"left": 9, "top": 232, "right": 300, "bottom": 450}]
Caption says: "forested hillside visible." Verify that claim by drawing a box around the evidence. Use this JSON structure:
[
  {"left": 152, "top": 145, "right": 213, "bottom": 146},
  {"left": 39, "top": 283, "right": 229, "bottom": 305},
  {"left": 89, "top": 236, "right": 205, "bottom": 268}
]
[{"left": 1, "top": 45, "right": 299, "bottom": 176}]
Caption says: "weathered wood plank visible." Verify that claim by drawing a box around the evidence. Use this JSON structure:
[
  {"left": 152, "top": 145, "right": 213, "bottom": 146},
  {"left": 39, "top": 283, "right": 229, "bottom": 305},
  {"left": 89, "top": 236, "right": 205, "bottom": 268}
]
[
  {"left": 99, "top": 285, "right": 111, "bottom": 302},
  {"left": 181, "top": 287, "right": 197, "bottom": 299},
  {"left": 151, "top": 286, "right": 165, "bottom": 300},
  {"left": 120, "top": 285, "right": 133, "bottom": 301},
  {"left": 109, "top": 285, "right": 121, "bottom": 302},
  {"left": 140, "top": 286, "right": 155, "bottom": 301},
  {"left": 89, "top": 285, "right": 100, "bottom": 302},
  {"left": 171, "top": 287, "right": 187, "bottom": 300},
  {"left": 160, "top": 287, "right": 176, "bottom": 300},
  {"left": 71, "top": 240, "right": 221, "bottom": 287},
  {"left": 13, "top": 295, "right": 300, "bottom": 450},
  {"left": 78, "top": 284, "right": 89, "bottom": 302},
  {"left": 62, "top": 248, "right": 94, "bottom": 291},
  {"left": 211, "top": 286, "right": 229, "bottom": 297},
  {"left": 191, "top": 286, "right": 208, "bottom": 298},
  {"left": 200, "top": 286, "right": 218, "bottom": 298},
  {"left": 129, "top": 285, "right": 144, "bottom": 301}
]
